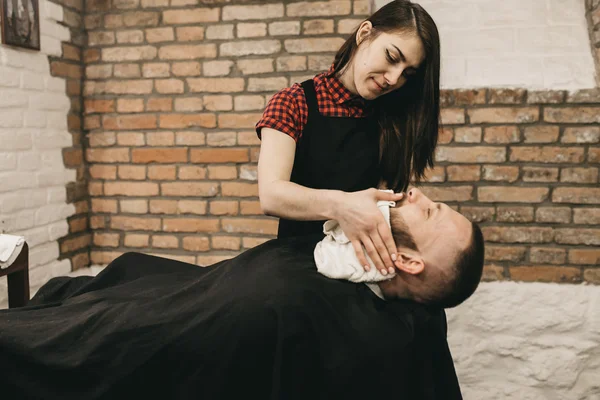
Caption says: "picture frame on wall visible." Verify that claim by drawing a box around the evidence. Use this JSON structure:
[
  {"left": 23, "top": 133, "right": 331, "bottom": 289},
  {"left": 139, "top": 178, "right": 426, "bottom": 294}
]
[{"left": 0, "top": 0, "right": 40, "bottom": 51}]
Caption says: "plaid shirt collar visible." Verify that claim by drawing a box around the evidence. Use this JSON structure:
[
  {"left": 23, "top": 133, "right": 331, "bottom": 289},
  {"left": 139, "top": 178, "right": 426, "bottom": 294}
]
[{"left": 322, "top": 64, "right": 369, "bottom": 108}]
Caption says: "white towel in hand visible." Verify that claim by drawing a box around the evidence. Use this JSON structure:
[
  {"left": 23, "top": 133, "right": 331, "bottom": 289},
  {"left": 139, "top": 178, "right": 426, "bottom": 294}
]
[{"left": 0, "top": 234, "right": 25, "bottom": 269}]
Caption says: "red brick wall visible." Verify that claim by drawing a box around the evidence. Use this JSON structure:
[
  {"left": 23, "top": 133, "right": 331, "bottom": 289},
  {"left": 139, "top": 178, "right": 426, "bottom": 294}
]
[{"left": 80, "top": 0, "right": 599, "bottom": 283}]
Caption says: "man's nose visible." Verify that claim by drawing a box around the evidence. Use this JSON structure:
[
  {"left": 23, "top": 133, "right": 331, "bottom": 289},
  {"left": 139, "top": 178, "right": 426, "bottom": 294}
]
[{"left": 407, "top": 188, "right": 430, "bottom": 205}]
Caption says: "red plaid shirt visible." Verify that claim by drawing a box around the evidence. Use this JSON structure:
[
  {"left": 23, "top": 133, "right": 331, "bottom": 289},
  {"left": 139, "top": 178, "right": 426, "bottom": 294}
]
[{"left": 255, "top": 65, "right": 372, "bottom": 142}]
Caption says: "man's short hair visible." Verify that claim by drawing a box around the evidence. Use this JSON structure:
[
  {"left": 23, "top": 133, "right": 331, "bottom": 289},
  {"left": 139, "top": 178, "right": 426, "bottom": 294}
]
[{"left": 424, "top": 222, "right": 485, "bottom": 308}]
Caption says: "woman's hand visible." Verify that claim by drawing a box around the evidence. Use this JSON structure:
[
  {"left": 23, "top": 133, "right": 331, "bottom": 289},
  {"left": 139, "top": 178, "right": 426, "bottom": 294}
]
[{"left": 334, "top": 189, "right": 404, "bottom": 275}]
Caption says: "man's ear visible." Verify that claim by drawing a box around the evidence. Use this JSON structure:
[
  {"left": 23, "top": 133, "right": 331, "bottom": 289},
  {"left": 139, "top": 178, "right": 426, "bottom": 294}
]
[
  {"left": 394, "top": 252, "right": 424, "bottom": 275},
  {"left": 356, "top": 21, "right": 373, "bottom": 46}
]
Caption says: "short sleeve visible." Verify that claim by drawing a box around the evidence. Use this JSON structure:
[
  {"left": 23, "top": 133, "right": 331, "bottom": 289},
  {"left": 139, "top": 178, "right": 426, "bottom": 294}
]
[{"left": 255, "top": 84, "right": 307, "bottom": 143}]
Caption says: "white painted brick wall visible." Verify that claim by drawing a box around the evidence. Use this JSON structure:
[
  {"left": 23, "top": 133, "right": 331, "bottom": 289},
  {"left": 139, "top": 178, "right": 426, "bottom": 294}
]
[
  {"left": 0, "top": 0, "right": 75, "bottom": 308},
  {"left": 448, "top": 282, "right": 600, "bottom": 399},
  {"left": 375, "top": 0, "right": 597, "bottom": 89}
]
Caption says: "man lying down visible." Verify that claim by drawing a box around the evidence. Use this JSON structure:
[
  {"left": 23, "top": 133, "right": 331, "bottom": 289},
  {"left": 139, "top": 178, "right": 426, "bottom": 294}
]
[{"left": 0, "top": 188, "right": 484, "bottom": 400}]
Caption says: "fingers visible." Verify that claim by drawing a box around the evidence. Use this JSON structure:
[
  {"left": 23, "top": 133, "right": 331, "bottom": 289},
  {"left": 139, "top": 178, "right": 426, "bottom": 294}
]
[
  {"left": 378, "top": 222, "right": 397, "bottom": 274},
  {"left": 374, "top": 190, "right": 404, "bottom": 201},
  {"left": 352, "top": 240, "right": 370, "bottom": 272},
  {"left": 361, "top": 234, "right": 390, "bottom": 275}
]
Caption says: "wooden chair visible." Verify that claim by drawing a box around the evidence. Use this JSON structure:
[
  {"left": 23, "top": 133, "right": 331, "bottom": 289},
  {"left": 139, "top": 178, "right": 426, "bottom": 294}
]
[{"left": 0, "top": 242, "right": 30, "bottom": 308}]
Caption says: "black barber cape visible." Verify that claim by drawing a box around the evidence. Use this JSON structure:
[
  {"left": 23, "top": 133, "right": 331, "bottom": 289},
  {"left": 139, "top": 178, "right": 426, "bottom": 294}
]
[{"left": 0, "top": 234, "right": 462, "bottom": 400}]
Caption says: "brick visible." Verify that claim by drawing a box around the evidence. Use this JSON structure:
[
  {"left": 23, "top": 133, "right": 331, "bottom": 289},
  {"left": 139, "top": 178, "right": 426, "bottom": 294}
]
[
  {"left": 175, "top": 131, "right": 205, "bottom": 146},
  {"left": 104, "top": 14, "right": 124, "bottom": 29},
  {"left": 526, "top": 90, "right": 565, "bottom": 104},
  {"left": 172, "top": 62, "right": 201, "bottom": 77},
  {"left": 92, "top": 199, "right": 118, "bottom": 213},
  {"left": 552, "top": 188, "right": 600, "bottom": 204},
  {"left": 248, "top": 77, "right": 288, "bottom": 92},
  {"left": 146, "top": 27, "right": 174, "bottom": 43},
  {"left": 218, "top": 113, "right": 263, "bottom": 129},
  {"left": 478, "top": 187, "right": 548, "bottom": 203},
  {"left": 234, "top": 95, "right": 265, "bottom": 111},
  {"left": 148, "top": 165, "right": 176, "bottom": 180},
  {"left": 123, "top": 11, "right": 159, "bottom": 27},
  {"left": 237, "top": 59, "right": 274, "bottom": 75},
  {"left": 590, "top": 148, "right": 600, "bottom": 163},
  {"left": 178, "top": 166, "right": 207, "bottom": 180},
  {"left": 116, "top": 30, "right": 144, "bottom": 44},
  {"left": 114, "top": 64, "right": 142, "bottom": 78},
  {"left": 105, "top": 181, "right": 159, "bottom": 196},
  {"left": 206, "top": 24, "right": 234, "bottom": 40},
  {"left": 155, "top": 79, "right": 184, "bottom": 94},
  {"left": 188, "top": 78, "right": 244, "bottom": 93},
  {"left": 554, "top": 229, "right": 600, "bottom": 245},
  {"left": 221, "top": 182, "right": 258, "bottom": 197},
  {"left": 437, "top": 128, "right": 453, "bottom": 144},
  {"left": 459, "top": 206, "right": 494, "bottom": 223},
  {"left": 521, "top": 167, "right": 558, "bottom": 182},
  {"left": 250, "top": 147, "right": 260, "bottom": 162},
  {"left": 529, "top": 247, "right": 566, "bottom": 264},
  {"left": 284, "top": 38, "right": 345, "bottom": 53},
  {"left": 510, "top": 146, "right": 584, "bottom": 163},
  {"left": 203, "top": 95, "right": 233, "bottom": 111},
  {"left": 238, "top": 131, "right": 261, "bottom": 146},
  {"left": 91, "top": 251, "right": 124, "bottom": 265},
  {"left": 86, "top": 148, "right": 130, "bottom": 163},
  {"left": 85, "top": 99, "right": 114, "bottom": 114},
  {"left": 338, "top": 18, "right": 362, "bottom": 34},
  {"left": 454, "top": 127, "right": 482, "bottom": 143},
  {"left": 573, "top": 208, "right": 600, "bottom": 224},
  {"left": 86, "top": 65, "right": 112, "bottom": 79},
  {"left": 182, "top": 236, "right": 210, "bottom": 251},
  {"left": 207, "top": 132, "right": 237, "bottom": 146},
  {"left": 469, "top": 107, "right": 539, "bottom": 123},
  {"left": 523, "top": 126, "right": 559, "bottom": 143},
  {"left": 50, "top": 61, "right": 82, "bottom": 79},
  {"left": 584, "top": 269, "right": 600, "bottom": 284},
  {"left": 61, "top": 235, "right": 92, "bottom": 253},
  {"left": 149, "top": 200, "right": 178, "bottom": 214},
  {"left": 303, "top": 19, "right": 334, "bottom": 35},
  {"left": 147, "top": 97, "right": 173, "bottom": 112},
  {"left": 111, "top": 216, "right": 161, "bottom": 231},
  {"left": 120, "top": 199, "right": 149, "bottom": 214},
  {"left": 447, "top": 165, "right": 480, "bottom": 181},
  {"left": 222, "top": 4, "right": 284, "bottom": 20},
  {"left": 481, "top": 265, "right": 505, "bottom": 281},
  {"left": 435, "top": 146, "right": 506, "bottom": 163},
  {"left": 212, "top": 236, "right": 241, "bottom": 250},
  {"left": 569, "top": 249, "right": 600, "bottom": 265},
  {"left": 240, "top": 200, "right": 262, "bottom": 215},
  {"left": 159, "top": 114, "right": 216, "bottom": 129},
  {"left": 63, "top": 149, "right": 84, "bottom": 168},
  {"left": 221, "top": 40, "right": 281, "bottom": 56},
  {"left": 276, "top": 56, "right": 307, "bottom": 72},
  {"left": 131, "top": 147, "right": 188, "bottom": 164},
  {"left": 237, "top": 22, "right": 267, "bottom": 38},
  {"left": 485, "top": 245, "right": 527, "bottom": 262},
  {"left": 89, "top": 165, "right": 117, "bottom": 180},
  {"left": 482, "top": 227, "right": 553, "bottom": 243},
  {"left": 161, "top": 182, "right": 219, "bottom": 197},
  {"left": 544, "top": 107, "right": 600, "bottom": 123},
  {"left": 561, "top": 127, "right": 600, "bottom": 143},
  {"left": 510, "top": 266, "right": 581, "bottom": 283},
  {"left": 269, "top": 21, "right": 301, "bottom": 36},
  {"left": 203, "top": 60, "right": 234, "bottom": 77},
  {"left": 177, "top": 27, "right": 205, "bottom": 41},
  {"left": 142, "top": 0, "right": 168, "bottom": 6},
  {"left": 177, "top": 200, "right": 208, "bottom": 215},
  {"left": 163, "top": 8, "right": 220, "bottom": 24},
  {"left": 152, "top": 235, "right": 178, "bottom": 249},
  {"left": 117, "top": 132, "right": 146, "bottom": 146},
  {"left": 103, "top": 115, "right": 157, "bottom": 130},
  {"left": 207, "top": 166, "right": 237, "bottom": 180},
  {"left": 422, "top": 166, "right": 445, "bottom": 183},
  {"left": 88, "top": 31, "right": 115, "bottom": 46},
  {"left": 105, "top": 80, "right": 153, "bottom": 95},
  {"left": 210, "top": 201, "right": 239, "bottom": 215},
  {"left": 418, "top": 186, "right": 473, "bottom": 202},
  {"left": 496, "top": 206, "right": 534, "bottom": 222},
  {"left": 536, "top": 207, "right": 571, "bottom": 223},
  {"left": 158, "top": 44, "right": 217, "bottom": 60},
  {"left": 222, "top": 218, "right": 278, "bottom": 235},
  {"left": 453, "top": 89, "right": 487, "bottom": 105},
  {"left": 163, "top": 218, "right": 220, "bottom": 233},
  {"left": 439, "top": 108, "right": 465, "bottom": 125},
  {"left": 118, "top": 165, "right": 146, "bottom": 180},
  {"left": 174, "top": 97, "right": 203, "bottom": 112},
  {"left": 62, "top": 43, "right": 81, "bottom": 61},
  {"left": 102, "top": 46, "right": 157, "bottom": 62},
  {"left": 197, "top": 255, "right": 235, "bottom": 265},
  {"left": 566, "top": 88, "right": 600, "bottom": 103},
  {"left": 85, "top": 14, "right": 102, "bottom": 30},
  {"left": 488, "top": 89, "right": 526, "bottom": 104},
  {"left": 142, "top": 63, "right": 170, "bottom": 78},
  {"left": 353, "top": 0, "right": 370, "bottom": 14},
  {"left": 239, "top": 165, "right": 257, "bottom": 181},
  {"left": 287, "top": 1, "right": 351, "bottom": 16},
  {"left": 117, "top": 99, "right": 145, "bottom": 113},
  {"left": 481, "top": 165, "right": 519, "bottom": 182},
  {"left": 560, "top": 167, "right": 598, "bottom": 183},
  {"left": 90, "top": 216, "right": 106, "bottom": 229},
  {"left": 71, "top": 252, "right": 90, "bottom": 270}
]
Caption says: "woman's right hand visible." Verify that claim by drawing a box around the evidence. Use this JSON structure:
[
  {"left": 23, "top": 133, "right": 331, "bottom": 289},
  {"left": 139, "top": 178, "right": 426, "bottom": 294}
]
[{"left": 334, "top": 189, "right": 405, "bottom": 275}]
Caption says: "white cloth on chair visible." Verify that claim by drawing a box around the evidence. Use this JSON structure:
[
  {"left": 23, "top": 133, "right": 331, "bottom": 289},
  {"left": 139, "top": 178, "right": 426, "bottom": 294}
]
[{"left": 0, "top": 234, "right": 25, "bottom": 270}]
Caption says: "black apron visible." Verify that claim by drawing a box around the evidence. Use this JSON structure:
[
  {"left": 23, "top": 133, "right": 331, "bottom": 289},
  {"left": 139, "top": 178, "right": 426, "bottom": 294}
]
[{"left": 277, "top": 79, "right": 381, "bottom": 239}]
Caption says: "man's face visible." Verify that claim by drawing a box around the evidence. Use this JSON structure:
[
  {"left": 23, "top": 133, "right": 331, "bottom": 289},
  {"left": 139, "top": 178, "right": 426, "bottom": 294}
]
[
  {"left": 351, "top": 23, "right": 425, "bottom": 100},
  {"left": 392, "top": 188, "right": 472, "bottom": 272}
]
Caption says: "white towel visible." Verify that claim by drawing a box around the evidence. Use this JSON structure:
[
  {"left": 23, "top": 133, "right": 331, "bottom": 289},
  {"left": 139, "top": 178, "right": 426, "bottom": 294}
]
[
  {"left": 313, "top": 190, "right": 397, "bottom": 299},
  {"left": 0, "top": 234, "right": 25, "bottom": 270}
]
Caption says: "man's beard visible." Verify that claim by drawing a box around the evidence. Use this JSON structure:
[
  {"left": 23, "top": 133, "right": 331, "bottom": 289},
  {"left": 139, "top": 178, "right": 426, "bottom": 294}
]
[{"left": 389, "top": 202, "right": 419, "bottom": 252}]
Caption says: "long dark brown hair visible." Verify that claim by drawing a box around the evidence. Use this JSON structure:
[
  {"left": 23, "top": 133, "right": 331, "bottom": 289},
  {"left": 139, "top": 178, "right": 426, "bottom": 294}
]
[{"left": 329, "top": 0, "right": 441, "bottom": 191}]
